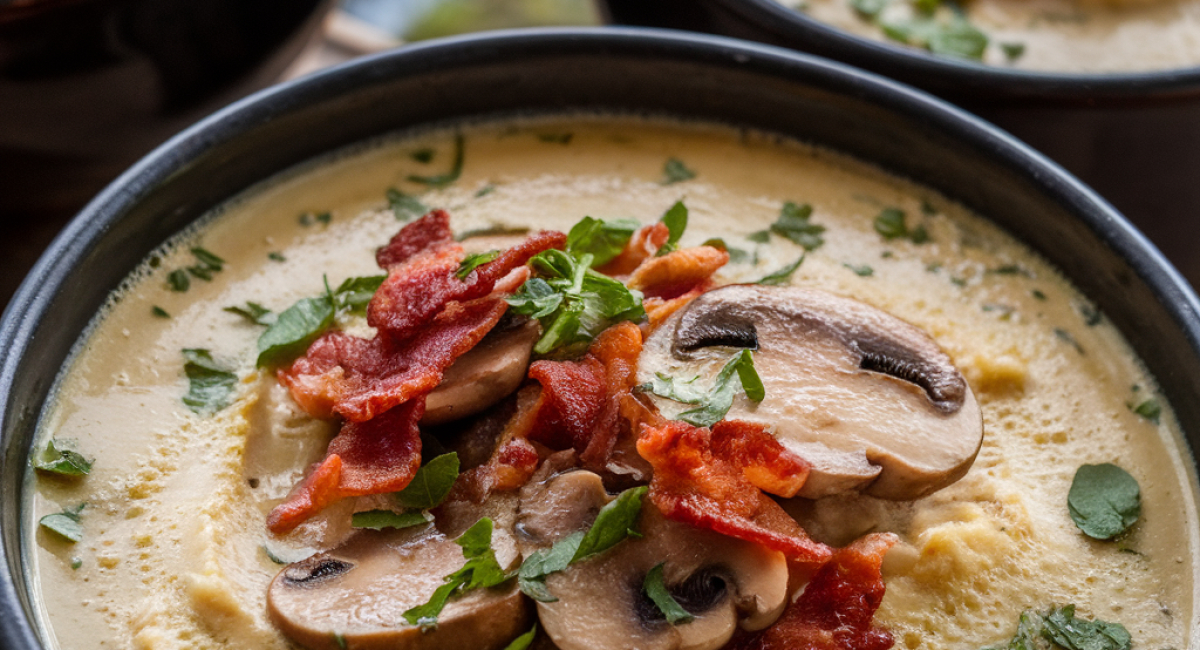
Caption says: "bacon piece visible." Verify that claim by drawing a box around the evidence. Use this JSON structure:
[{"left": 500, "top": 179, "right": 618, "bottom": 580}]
[
  {"left": 526, "top": 357, "right": 607, "bottom": 451},
  {"left": 579, "top": 321, "right": 643, "bottom": 469},
  {"left": 448, "top": 385, "right": 547, "bottom": 504},
  {"left": 267, "top": 399, "right": 425, "bottom": 534},
  {"left": 728, "top": 533, "right": 897, "bottom": 650},
  {"left": 597, "top": 222, "right": 670, "bottom": 276},
  {"left": 712, "top": 420, "right": 810, "bottom": 498},
  {"left": 627, "top": 245, "right": 729, "bottom": 300},
  {"left": 283, "top": 295, "right": 513, "bottom": 422},
  {"left": 376, "top": 209, "right": 456, "bottom": 268},
  {"left": 638, "top": 419, "right": 832, "bottom": 565},
  {"left": 643, "top": 287, "right": 705, "bottom": 332},
  {"left": 369, "top": 230, "right": 564, "bottom": 341}
]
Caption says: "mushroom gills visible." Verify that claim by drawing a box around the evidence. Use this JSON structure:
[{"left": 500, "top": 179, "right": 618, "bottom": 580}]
[
  {"left": 641, "top": 284, "right": 984, "bottom": 500},
  {"left": 518, "top": 469, "right": 789, "bottom": 650},
  {"left": 267, "top": 523, "right": 529, "bottom": 650}
]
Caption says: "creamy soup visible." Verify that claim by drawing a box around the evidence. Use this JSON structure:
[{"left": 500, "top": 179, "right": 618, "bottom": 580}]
[
  {"left": 775, "top": 0, "right": 1200, "bottom": 72},
  {"left": 24, "top": 117, "right": 1199, "bottom": 650}
]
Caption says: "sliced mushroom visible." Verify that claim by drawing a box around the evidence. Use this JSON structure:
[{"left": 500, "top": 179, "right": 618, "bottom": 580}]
[
  {"left": 268, "top": 523, "right": 528, "bottom": 650},
  {"left": 638, "top": 284, "right": 983, "bottom": 500},
  {"left": 517, "top": 469, "right": 788, "bottom": 650},
  {"left": 422, "top": 317, "right": 539, "bottom": 425}
]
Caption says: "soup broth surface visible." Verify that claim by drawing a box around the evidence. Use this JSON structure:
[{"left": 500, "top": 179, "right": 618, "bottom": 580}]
[{"left": 24, "top": 117, "right": 1200, "bottom": 650}]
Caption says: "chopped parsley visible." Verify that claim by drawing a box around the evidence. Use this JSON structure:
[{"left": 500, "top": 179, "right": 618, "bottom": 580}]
[
  {"left": 455, "top": 225, "right": 529, "bottom": 241},
  {"left": 643, "top": 350, "right": 765, "bottom": 428},
  {"left": 167, "top": 269, "right": 190, "bottom": 292},
  {"left": 656, "top": 201, "right": 688, "bottom": 256},
  {"left": 643, "top": 563, "right": 695, "bottom": 625},
  {"left": 518, "top": 486, "right": 647, "bottom": 602},
  {"left": 394, "top": 453, "right": 460, "bottom": 510},
  {"left": 299, "top": 211, "right": 332, "bottom": 227},
  {"left": 881, "top": 13, "right": 989, "bottom": 60},
  {"left": 851, "top": 0, "right": 888, "bottom": 17},
  {"left": 224, "top": 302, "right": 275, "bottom": 326},
  {"left": 661, "top": 158, "right": 696, "bottom": 185},
  {"left": 1054, "top": 328, "right": 1084, "bottom": 355},
  {"left": 387, "top": 188, "right": 430, "bottom": 221},
  {"left": 255, "top": 276, "right": 385, "bottom": 367},
  {"left": 1078, "top": 302, "right": 1103, "bottom": 326},
  {"left": 33, "top": 439, "right": 92, "bottom": 477},
  {"left": 333, "top": 275, "right": 386, "bottom": 315},
  {"left": 1129, "top": 398, "right": 1161, "bottom": 424},
  {"left": 701, "top": 238, "right": 751, "bottom": 264},
  {"left": 410, "top": 147, "right": 435, "bottom": 164},
  {"left": 351, "top": 510, "right": 432, "bottom": 530},
  {"left": 770, "top": 201, "right": 826, "bottom": 251},
  {"left": 151, "top": 306, "right": 170, "bottom": 318},
  {"left": 873, "top": 208, "right": 930, "bottom": 243},
  {"left": 408, "top": 133, "right": 464, "bottom": 188},
  {"left": 506, "top": 249, "right": 644, "bottom": 358},
  {"left": 1001, "top": 42, "right": 1027, "bottom": 61},
  {"left": 845, "top": 263, "right": 874, "bottom": 277},
  {"left": 746, "top": 230, "right": 771, "bottom": 244},
  {"left": 756, "top": 255, "right": 805, "bottom": 286},
  {"left": 268, "top": 251, "right": 286, "bottom": 262},
  {"left": 39, "top": 503, "right": 86, "bottom": 543},
  {"left": 985, "top": 605, "right": 1132, "bottom": 650},
  {"left": 402, "top": 518, "right": 513, "bottom": 630},
  {"left": 182, "top": 349, "right": 238, "bottom": 415},
  {"left": 566, "top": 216, "right": 639, "bottom": 267},
  {"left": 1068, "top": 463, "right": 1141, "bottom": 540},
  {"left": 502, "top": 624, "right": 538, "bottom": 650},
  {"left": 457, "top": 250, "right": 501, "bottom": 279}
]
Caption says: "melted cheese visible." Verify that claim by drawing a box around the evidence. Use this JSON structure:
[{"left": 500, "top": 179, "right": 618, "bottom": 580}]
[{"left": 24, "top": 117, "right": 1199, "bottom": 650}]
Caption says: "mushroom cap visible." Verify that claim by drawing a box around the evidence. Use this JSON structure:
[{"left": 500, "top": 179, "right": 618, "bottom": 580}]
[
  {"left": 423, "top": 318, "right": 539, "bottom": 425},
  {"left": 267, "top": 524, "right": 529, "bottom": 650},
  {"left": 639, "top": 284, "right": 983, "bottom": 500},
  {"left": 517, "top": 469, "right": 789, "bottom": 650}
]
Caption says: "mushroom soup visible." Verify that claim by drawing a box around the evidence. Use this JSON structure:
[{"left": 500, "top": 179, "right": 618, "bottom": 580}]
[
  {"left": 24, "top": 117, "right": 1198, "bottom": 650},
  {"left": 771, "top": 0, "right": 1200, "bottom": 72}
]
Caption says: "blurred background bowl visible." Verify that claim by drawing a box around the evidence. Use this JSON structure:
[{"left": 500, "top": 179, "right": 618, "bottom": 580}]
[{"left": 600, "top": 0, "right": 1200, "bottom": 288}]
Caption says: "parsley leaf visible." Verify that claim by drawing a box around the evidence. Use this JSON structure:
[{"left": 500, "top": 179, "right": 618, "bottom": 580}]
[
  {"left": 394, "top": 453, "right": 460, "bottom": 510},
  {"left": 410, "top": 147, "right": 435, "bottom": 164},
  {"left": 151, "top": 306, "right": 170, "bottom": 318},
  {"left": 1129, "top": 398, "right": 1161, "bottom": 424},
  {"left": 756, "top": 255, "right": 805, "bottom": 286},
  {"left": 167, "top": 269, "right": 190, "bottom": 292},
  {"left": 33, "top": 439, "right": 92, "bottom": 477},
  {"left": 881, "top": 13, "right": 988, "bottom": 60},
  {"left": 387, "top": 187, "right": 430, "bottom": 222},
  {"left": 986, "top": 606, "right": 1132, "bottom": 650},
  {"left": 770, "top": 202, "right": 825, "bottom": 251},
  {"left": 851, "top": 0, "right": 888, "bottom": 17},
  {"left": 182, "top": 349, "right": 238, "bottom": 415},
  {"left": 503, "top": 624, "right": 539, "bottom": 650},
  {"left": 408, "top": 133, "right": 464, "bottom": 188},
  {"left": 456, "top": 225, "right": 529, "bottom": 241},
  {"left": 518, "top": 486, "right": 647, "bottom": 602},
  {"left": 224, "top": 302, "right": 276, "bottom": 326},
  {"left": 845, "top": 263, "right": 874, "bottom": 277},
  {"left": 299, "top": 211, "right": 332, "bottom": 227},
  {"left": 656, "top": 201, "right": 688, "bottom": 256},
  {"left": 646, "top": 351, "right": 765, "bottom": 428},
  {"left": 873, "top": 208, "right": 930, "bottom": 243},
  {"left": 268, "top": 252, "right": 286, "bottom": 262},
  {"left": 351, "top": 509, "right": 432, "bottom": 530},
  {"left": 457, "top": 250, "right": 501, "bottom": 279},
  {"left": 1068, "top": 463, "right": 1140, "bottom": 540},
  {"left": 746, "top": 230, "right": 771, "bottom": 244},
  {"left": 255, "top": 290, "right": 335, "bottom": 368},
  {"left": 1002, "top": 41, "right": 1027, "bottom": 60},
  {"left": 566, "top": 216, "right": 639, "bottom": 267},
  {"left": 507, "top": 250, "right": 644, "bottom": 358},
  {"left": 403, "top": 518, "right": 512, "bottom": 630},
  {"left": 39, "top": 503, "right": 86, "bottom": 543},
  {"left": 701, "top": 238, "right": 751, "bottom": 264},
  {"left": 643, "top": 563, "right": 695, "bottom": 625},
  {"left": 333, "top": 275, "right": 386, "bottom": 315},
  {"left": 661, "top": 158, "right": 696, "bottom": 185}
]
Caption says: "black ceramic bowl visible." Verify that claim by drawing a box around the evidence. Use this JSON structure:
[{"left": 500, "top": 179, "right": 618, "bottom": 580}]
[
  {"left": 1, "top": 27, "right": 1198, "bottom": 648},
  {"left": 601, "top": 0, "right": 1200, "bottom": 288}
]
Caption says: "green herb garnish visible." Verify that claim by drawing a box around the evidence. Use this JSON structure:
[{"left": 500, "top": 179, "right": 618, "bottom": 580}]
[
  {"left": 502, "top": 624, "right": 539, "bottom": 650},
  {"left": 643, "top": 563, "right": 695, "bottom": 625},
  {"left": 1068, "top": 463, "right": 1140, "bottom": 540},
  {"left": 746, "top": 230, "right": 771, "bottom": 244},
  {"left": 151, "top": 306, "right": 170, "bottom": 318},
  {"left": 770, "top": 201, "right": 825, "bottom": 251},
  {"left": 701, "top": 238, "right": 751, "bottom": 264},
  {"left": 851, "top": 0, "right": 888, "bottom": 17},
  {"left": 566, "top": 217, "right": 639, "bottom": 267},
  {"left": 387, "top": 188, "right": 430, "bottom": 222},
  {"left": 882, "top": 14, "right": 988, "bottom": 60},
  {"left": 167, "top": 269, "right": 190, "bottom": 292},
  {"left": 645, "top": 350, "right": 765, "bottom": 428},
  {"left": 518, "top": 486, "right": 647, "bottom": 602},
  {"left": 299, "top": 211, "right": 332, "bottom": 227},
  {"left": 333, "top": 275, "right": 387, "bottom": 315},
  {"left": 33, "top": 439, "right": 92, "bottom": 477},
  {"left": 402, "top": 518, "right": 512, "bottom": 630},
  {"left": 255, "top": 290, "right": 335, "bottom": 368},
  {"left": 1129, "top": 398, "right": 1161, "bottom": 424},
  {"left": 333, "top": 632, "right": 348, "bottom": 650},
  {"left": 985, "top": 605, "right": 1131, "bottom": 650},
  {"left": 70, "top": 557, "right": 82, "bottom": 570},
  {"left": 661, "top": 158, "right": 696, "bottom": 185},
  {"left": 410, "top": 148, "right": 436, "bottom": 164},
  {"left": 845, "top": 263, "right": 874, "bottom": 277},
  {"left": 873, "top": 208, "right": 930, "bottom": 243},
  {"left": 394, "top": 453, "right": 460, "bottom": 510},
  {"left": 656, "top": 201, "right": 689, "bottom": 256},
  {"left": 268, "top": 252, "right": 286, "bottom": 262},
  {"left": 408, "top": 133, "right": 464, "bottom": 188},
  {"left": 457, "top": 250, "right": 501, "bottom": 280},
  {"left": 182, "top": 349, "right": 238, "bottom": 415},
  {"left": 1078, "top": 303, "right": 1102, "bottom": 327},
  {"left": 39, "top": 503, "right": 86, "bottom": 543},
  {"left": 756, "top": 255, "right": 805, "bottom": 286},
  {"left": 351, "top": 509, "right": 432, "bottom": 530},
  {"left": 224, "top": 302, "right": 275, "bottom": 326},
  {"left": 455, "top": 225, "right": 529, "bottom": 241},
  {"left": 1054, "top": 328, "right": 1084, "bottom": 355},
  {"left": 507, "top": 249, "right": 645, "bottom": 358},
  {"left": 1001, "top": 42, "right": 1026, "bottom": 61}
]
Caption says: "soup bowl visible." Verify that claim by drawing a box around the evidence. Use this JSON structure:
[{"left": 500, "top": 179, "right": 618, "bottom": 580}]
[
  {"left": 602, "top": 0, "right": 1200, "bottom": 288},
  {"left": 1, "top": 27, "right": 1198, "bottom": 649}
]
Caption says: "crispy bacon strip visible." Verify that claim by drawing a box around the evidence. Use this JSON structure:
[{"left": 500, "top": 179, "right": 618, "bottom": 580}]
[
  {"left": 267, "top": 399, "right": 425, "bottom": 534},
  {"left": 643, "top": 287, "right": 705, "bottom": 332},
  {"left": 281, "top": 294, "right": 515, "bottom": 422},
  {"left": 627, "top": 245, "right": 729, "bottom": 300},
  {"left": 579, "top": 321, "right": 643, "bottom": 469},
  {"left": 637, "top": 419, "right": 832, "bottom": 565},
  {"left": 369, "top": 230, "right": 565, "bottom": 341},
  {"left": 447, "top": 385, "right": 547, "bottom": 504},
  {"left": 728, "top": 534, "right": 897, "bottom": 650},
  {"left": 376, "top": 209, "right": 456, "bottom": 268},
  {"left": 712, "top": 420, "right": 810, "bottom": 498},
  {"left": 597, "top": 222, "right": 670, "bottom": 276},
  {"left": 526, "top": 357, "right": 607, "bottom": 451}
]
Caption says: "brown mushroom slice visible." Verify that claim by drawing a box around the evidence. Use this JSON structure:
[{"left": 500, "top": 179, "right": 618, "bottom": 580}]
[
  {"left": 268, "top": 524, "right": 529, "bottom": 650},
  {"left": 517, "top": 469, "right": 788, "bottom": 650},
  {"left": 638, "top": 284, "right": 983, "bottom": 501},
  {"left": 422, "top": 318, "right": 539, "bottom": 425}
]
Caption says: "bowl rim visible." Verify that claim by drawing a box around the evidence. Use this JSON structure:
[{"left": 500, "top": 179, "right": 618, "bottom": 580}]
[
  {"left": 703, "top": 0, "right": 1200, "bottom": 102},
  {"left": 2, "top": 26, "right": 1199, "bottom": 650}
]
